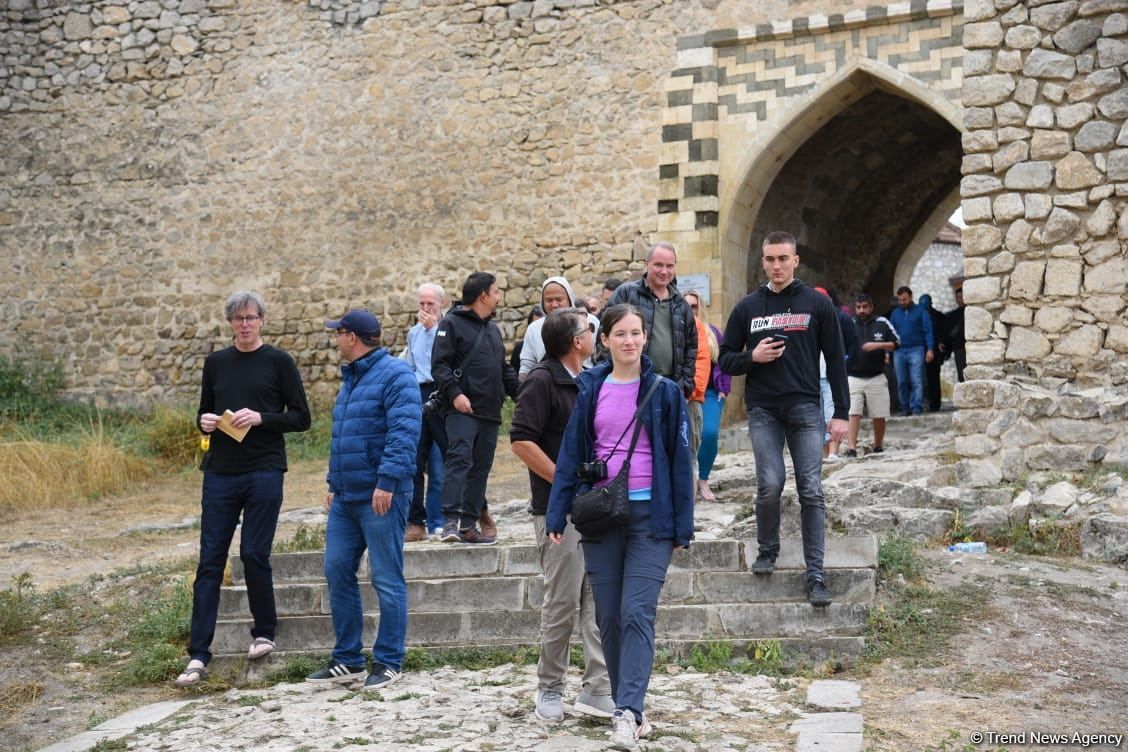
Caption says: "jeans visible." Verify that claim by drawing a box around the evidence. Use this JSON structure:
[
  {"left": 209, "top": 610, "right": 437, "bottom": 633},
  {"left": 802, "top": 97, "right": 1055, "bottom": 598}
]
[
  {"left": 324, "top": 492, "right": 410, "bottom": 670},
  {"left": 188, "top": 470, "right": 284, "bottom": 665},
  {"left": 582, "top": 502, "right": 674, "bottom": 724},
  {"left": 698, "top": 388, "right": 722, "bottom": 480},
  {"left": 747, "top": 402, "right": 826, "bottom": 583},
  {"left": 893, "top": 345, "right": 926, "bottom": 414},
  {"left": 533, "top": 515, "right": 609, "bottom": 696},
  {"left": 410, "top": 384, "right": 447, "bottom": 531},
  {"left": 440, "top": 413, "right": 498, "bottom": 527}
]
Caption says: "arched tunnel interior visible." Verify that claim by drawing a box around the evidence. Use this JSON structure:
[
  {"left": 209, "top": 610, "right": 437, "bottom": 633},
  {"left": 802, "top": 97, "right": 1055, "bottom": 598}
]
[{"left": 748, "top": 89, "right": 962, "bottom": 308}]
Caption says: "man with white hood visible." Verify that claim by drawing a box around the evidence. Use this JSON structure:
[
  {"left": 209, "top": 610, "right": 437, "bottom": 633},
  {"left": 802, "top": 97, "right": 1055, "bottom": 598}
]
[{"left": 519, "top": 276, "right": 600, "bottom": 378}]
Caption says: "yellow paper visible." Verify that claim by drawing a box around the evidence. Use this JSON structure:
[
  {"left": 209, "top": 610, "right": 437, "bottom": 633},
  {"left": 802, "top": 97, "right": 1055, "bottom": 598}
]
[{"left": 216, "top": 409, "right": 251, "bottom": 443}]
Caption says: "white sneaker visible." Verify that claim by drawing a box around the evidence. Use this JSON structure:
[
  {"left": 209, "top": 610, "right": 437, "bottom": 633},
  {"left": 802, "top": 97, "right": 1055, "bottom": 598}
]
[
  {"left": 609, "top": 710, "right": 640, "bottom": 752},
  {"left": 574, "top": 689, "right": 615, "bottom": 718},
  {"left": 826, "top": 453, "right": 839, "bottom": 461},
  {"left": 534, "top": 689, "right": 564, "bottom": 722}
]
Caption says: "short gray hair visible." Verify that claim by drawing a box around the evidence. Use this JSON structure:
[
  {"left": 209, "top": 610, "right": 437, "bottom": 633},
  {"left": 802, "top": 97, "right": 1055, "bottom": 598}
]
[
  {"left": 646, "top": 241, "right": 677, "bottom": 261},
  {"left": 224, "top": 290, "right": 266, "bottom": 320},
  {"left": 418, "top": 282, "right": 447, "bottom": 302}
]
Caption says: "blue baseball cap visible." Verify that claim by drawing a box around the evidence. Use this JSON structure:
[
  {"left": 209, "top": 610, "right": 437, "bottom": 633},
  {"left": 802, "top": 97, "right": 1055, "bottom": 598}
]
[{"left": 325, "top": 309, "right": 381, "bottom": 339}]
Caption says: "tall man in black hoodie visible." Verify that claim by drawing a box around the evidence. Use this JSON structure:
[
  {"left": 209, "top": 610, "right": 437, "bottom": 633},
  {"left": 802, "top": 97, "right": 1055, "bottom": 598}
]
[
  {"left": 433, "top": 272, "right": 520, "bottom": 544},
  {"left": 718, "top": 231, "right": 848, "bottom": 607}
]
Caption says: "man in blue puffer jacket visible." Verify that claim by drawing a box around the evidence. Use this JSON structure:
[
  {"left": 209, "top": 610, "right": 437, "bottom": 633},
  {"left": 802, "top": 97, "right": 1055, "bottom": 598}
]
[{"left": 306, "top": 309, "right": 422, "bottom": 691}]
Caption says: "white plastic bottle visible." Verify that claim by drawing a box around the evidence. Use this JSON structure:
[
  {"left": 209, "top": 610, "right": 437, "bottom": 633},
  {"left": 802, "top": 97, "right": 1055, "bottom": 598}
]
[{"left": 948, "top": 541, "right": 987, "bottom": 553}]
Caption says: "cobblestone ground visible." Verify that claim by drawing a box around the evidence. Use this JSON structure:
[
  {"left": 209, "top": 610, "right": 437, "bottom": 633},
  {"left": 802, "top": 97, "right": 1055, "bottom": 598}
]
[{"left": 121, "top": 666, "right": 808, "bottom": 752}]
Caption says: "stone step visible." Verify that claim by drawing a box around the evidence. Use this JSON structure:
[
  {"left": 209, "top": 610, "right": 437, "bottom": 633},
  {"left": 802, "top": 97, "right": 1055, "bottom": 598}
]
[
  {"left": 213, "top": 635, "right": 866, "bottom": 680},
  {"left": 229, "top": 536, "right": 877, "bottom": 584},
  {"left": 211, "top": 601, "right": 869, "bottom": 656},
  {"left": 218, "top": 568, "right": 876, "bottom": 617}
]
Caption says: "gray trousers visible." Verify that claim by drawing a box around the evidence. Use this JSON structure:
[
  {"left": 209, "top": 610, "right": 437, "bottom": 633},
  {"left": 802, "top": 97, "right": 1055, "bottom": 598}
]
[{"left": 533, "top": 515, "right": 610, "bottom": 697}]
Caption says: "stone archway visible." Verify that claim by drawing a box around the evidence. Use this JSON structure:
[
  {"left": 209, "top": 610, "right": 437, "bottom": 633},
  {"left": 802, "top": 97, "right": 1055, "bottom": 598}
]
[{"left": 654, "top": 3, "right": 965, "bottom": 317}]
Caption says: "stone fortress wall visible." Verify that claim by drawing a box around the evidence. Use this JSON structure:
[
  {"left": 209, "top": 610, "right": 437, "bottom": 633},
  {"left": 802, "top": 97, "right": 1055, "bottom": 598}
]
[
  {"left": 0, "top": 0, "right": 873, "bottom": 406},
  {"left": 952, "top": 0, "right": 1128, "bottom": 480}
]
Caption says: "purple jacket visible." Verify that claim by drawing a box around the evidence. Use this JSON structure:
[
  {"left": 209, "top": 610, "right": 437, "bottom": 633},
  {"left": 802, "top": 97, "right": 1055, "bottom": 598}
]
[{"left": 707, "top": 324, "right": 732, "bottom": 395}]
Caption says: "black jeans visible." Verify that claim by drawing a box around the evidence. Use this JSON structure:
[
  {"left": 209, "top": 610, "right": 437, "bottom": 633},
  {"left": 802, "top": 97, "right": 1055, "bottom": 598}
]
[
  {"left": 409, "top": 383, "right": 448, "bottom": 529},
  {"left": 440, "top": 412, "right": 498, "bottom": 527},
  {"left": 188, "top": 470, "right": 283, "bottom": 664}
]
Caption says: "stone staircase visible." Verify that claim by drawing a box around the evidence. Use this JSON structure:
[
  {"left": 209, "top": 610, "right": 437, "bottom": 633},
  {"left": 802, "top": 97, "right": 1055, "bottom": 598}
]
[{"left": 213, "top": 535, "right": 877, "bottom": 673}]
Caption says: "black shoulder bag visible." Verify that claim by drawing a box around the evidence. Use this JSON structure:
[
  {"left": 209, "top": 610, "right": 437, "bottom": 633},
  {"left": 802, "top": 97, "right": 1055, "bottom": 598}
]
[
  {"left": 570, "top": 377, "right": 662, "bottom": 536},
  {"left": 425, "top": 320, "right": 489, "bottom": 414}
]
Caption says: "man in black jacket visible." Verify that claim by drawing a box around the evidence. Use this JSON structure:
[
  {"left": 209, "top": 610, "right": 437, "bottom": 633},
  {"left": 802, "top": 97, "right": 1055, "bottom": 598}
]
[
  {"left": 845, "top": 294, "right": 899, "bottom": 457},
  {"left": 604, "top": 242, "right": 698, "bottom": 398},
  {"left": 510, "top": 308, "right": 611, "bottom": 722},
  {"left": 718, "top": 231, "right": 847, "bottom": 607},
  {"left": 433, "top": 272, "right": 519, "bottom": 544}
]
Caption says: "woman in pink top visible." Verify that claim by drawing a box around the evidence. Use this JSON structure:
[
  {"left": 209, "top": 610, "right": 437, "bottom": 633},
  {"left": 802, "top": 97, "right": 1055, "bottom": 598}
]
[{"left": 546, "top": 304, "right": 694, "bottom": 752}]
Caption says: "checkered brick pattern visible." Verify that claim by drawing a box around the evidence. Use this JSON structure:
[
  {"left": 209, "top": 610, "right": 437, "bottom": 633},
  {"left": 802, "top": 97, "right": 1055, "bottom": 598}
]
[{"left": 658, "top": 0, "right": 963, "bottom": 231}]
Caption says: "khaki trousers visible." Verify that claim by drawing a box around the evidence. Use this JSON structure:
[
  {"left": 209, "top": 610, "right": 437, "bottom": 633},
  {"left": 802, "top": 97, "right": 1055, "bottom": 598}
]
[{"left": 533, "top": 515, "right": 610, "bottom": 696}]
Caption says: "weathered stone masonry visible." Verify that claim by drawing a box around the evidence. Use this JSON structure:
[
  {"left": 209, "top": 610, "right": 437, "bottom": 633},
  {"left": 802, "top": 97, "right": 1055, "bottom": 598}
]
[{"left": 952, "top": 0, "right": 1128, "bottom": 479}]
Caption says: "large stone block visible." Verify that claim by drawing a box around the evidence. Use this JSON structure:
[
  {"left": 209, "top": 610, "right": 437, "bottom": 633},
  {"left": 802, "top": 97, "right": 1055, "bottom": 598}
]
[
  {"left": 965, "top": 21, "right": 1006, "bottom": 47},
  {"left": 963, "top": 74, "right": 1017, "bottom": 106},
  {"left": 964, "top": 306, "right": 995, "bottom": 340},
  {"left": 1005, "top": 218, "right": 1036, "bottom": 254},
  {"left": 953, "top": 379, "right": 1000, "bottom": 408},
  {"left": 1097, "top": 38, "right": 1128, "bottom": 68},
  {"left": 992, "top": 193, "right": 1025, "bottom": 221},
  {"left": 1107, "top": 149, "right": 1128, "bottom": 181},
  {"left": 988, "top": 250, "right": 1017, "bottom": 273},
  {"left": 1025, "top": 444, "right": 1090, "bottom": 471},
  {"left": 964, "top": 197, "right": 993, "bottom": 223},
  {"left": 967, "top": 339, "right": 1008, "bottom": 364},
  {"left": 1031, "top": 130, "right": 1072, "bottom": 159},
  {"left": 1058, "top": 394, "right": 1101, "bottom": 418},
  {"left": 670, "top": 539, "right": 740, "bottom": 571},
  {"left": 964, "top": 275, "right": 1002, "bottom": 304},
  {"left": 1085, "top": 257, "right": 1128, "bottom": 293},
  {"left": 1055, "top": 151, "right": 1103, "bottom": 188},
  {"left": 1055, "top": 324, "right": 1104, "bottom": 355},
  {"left": 1087, "top": 201, "right": 1118, "bottom": 236},
  {"left": 1024, "top": 48, "right": 1077, "bottom": 78},
  {"left": 1034, "top": 306, "right": 1074, "bottom": 331},
  {"left": 1081, "top": 293, "right": 1126, "bottom": 321},
  {"left": 1004, "top": 161, "right": 1054, "bottom": 189},
  {"left": 1056, "top": 102, "right": 1094, "bottom": 128},
  {"left": 1031, "top": 2, "right": 1079, "bottom": 31},
  {"left": 1048, "top": 417, "right": 1120, "bottom": 443},
  {"left": 993, "top": 140, "right": 1031, "bottom": 173},
  {"left": 1106, "top": 324, "right": 1128, "bottom": 352},
  {"left": 961, "top": 175, "right": 1004, "bottom": 197},
  {"left": 962, "top": 224, "right": 1003, "bottom": 255},
  {"left": 1006, "top": 327, "right": 1053, "bottom": 359},
  {"left": 1043, "top": 257, "right": 1083, "bottom": 295},
  {"left": 1098, "top": 88, "right": 1128, "bottom": 119},
  {"left": 1005, "top": 25, "right": 1043, "bottom": 48},
  {"left": 955, "top": 434, "right": 1002, "bottom": 456},
  {"left": 1008, "top": 260, "right": 1046, "bottom": 299},
  {"left": 1052, "top": 18, "right": 1102, "bottom": 54},
  {"left": 956, "top": 459, "right": 1004, "bottom": 487}
]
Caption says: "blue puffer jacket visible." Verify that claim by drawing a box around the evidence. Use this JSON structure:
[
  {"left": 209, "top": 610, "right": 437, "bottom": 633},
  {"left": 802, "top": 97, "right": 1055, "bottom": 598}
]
[
  {"left": 546, "top": 357, "right": 695, "bottom": 548},
  {"left": 327, "top": 348, "right": 422, "bottom": 501}
]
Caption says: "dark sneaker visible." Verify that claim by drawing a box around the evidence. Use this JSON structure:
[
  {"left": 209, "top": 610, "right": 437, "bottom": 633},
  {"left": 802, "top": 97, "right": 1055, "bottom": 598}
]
[
  {"left": 751, "top": 553, "right": 776, "bottom": 575},
  {"left": 871, "top": 445, "right": 884, "bottom": 454},
  {"left": 440, "top": 516, "right": 462, "bottom": 543},
  {"left": 844, "top": 448, "right": 857, "bottom": 458},
  {"left": 362, "top": 664, "right": 401, "bottom": 691},
  {"left": 459, "top": 526, "right": 496, "bottom": 545},
  {"left": 807, "top": 577, "right": 832, "bottom": 607},
  {"left": 306, "top": 662, "right": 365, "bottom": 684}
]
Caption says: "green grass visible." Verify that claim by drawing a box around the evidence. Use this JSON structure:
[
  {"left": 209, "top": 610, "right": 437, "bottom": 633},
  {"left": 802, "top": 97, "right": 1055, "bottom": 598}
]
[
  {"left": 681, "top": 639, "right": 785, "bottom": 675},
  {"left": 863, "top": 581, "right": 991, "bottom": 667},
  {"left": 402, "top": 645, "right": 539, "bottom": 671},
  {"left": 263, "top": 655, "right": 325, "bottom": 685},
  {"left": 877, "top": 535, "right": 925, "bottom": 584},
  {"left": 274, "top": 524, "right": 326, "bottom": 553}
]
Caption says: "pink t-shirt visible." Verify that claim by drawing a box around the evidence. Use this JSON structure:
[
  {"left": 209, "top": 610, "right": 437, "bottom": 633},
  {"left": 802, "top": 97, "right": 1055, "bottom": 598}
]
[{"left": 593, "top": 378, "right": 653, "bottom": 498}]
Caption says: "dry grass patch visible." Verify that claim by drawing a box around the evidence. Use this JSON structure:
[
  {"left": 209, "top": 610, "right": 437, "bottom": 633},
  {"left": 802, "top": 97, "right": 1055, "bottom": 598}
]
[
  {"left": 0, "top": 682, "right": 44, "bottom": 725},
  {"left": 0, "top": 436, "right": 153, "bottom": 514}
]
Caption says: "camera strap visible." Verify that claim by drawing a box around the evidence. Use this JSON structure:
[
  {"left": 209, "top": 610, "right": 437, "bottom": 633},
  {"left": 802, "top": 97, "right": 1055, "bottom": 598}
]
[{"left": 603, "top": 376, "right": 663, "bottom": 467}]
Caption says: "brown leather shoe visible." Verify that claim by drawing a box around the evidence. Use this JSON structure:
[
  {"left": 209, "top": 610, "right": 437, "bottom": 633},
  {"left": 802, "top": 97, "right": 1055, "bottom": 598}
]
[
  {"left": 404, "top": 523, "right": 428, "bottom": 543},
  {"left": 479, "top": 507, "right": 498, "bottom": 540}
]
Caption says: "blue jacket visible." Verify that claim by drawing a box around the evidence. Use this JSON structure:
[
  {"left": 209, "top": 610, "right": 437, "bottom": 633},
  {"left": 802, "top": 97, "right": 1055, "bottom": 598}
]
[
  {"left": 327, "top": 347, "right": 422, "bottom": 501},
  {"left": 546, "top": 357, "right": 695, "bottom": 547},
  {"left": 889, "top": 302, "right": 935, "bottom": 350}
]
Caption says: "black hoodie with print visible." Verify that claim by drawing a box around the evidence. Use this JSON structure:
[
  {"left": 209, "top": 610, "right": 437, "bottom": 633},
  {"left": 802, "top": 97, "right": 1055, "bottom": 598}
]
[{"left": 718, "top": 279, "right": 849, "bottom": 420}]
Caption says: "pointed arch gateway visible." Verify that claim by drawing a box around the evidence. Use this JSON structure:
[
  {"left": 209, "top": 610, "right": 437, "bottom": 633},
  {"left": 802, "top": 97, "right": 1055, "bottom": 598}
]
[{"left": 657, "top": 3, "right": 965, "bottom": 315}]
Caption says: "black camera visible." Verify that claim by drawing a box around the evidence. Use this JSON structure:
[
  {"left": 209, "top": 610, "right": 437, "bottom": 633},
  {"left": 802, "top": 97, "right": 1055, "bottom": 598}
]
[
  {"left": 422, "top": 390, "right": 445, "bottom": 415},
  {"left": 577, "top": 459, "right": 608, "bottom": 482}
]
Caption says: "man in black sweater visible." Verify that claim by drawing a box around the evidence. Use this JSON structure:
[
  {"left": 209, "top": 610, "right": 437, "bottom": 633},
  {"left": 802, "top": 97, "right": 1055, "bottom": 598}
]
[
  {"left": 176, "top": 290, "right": 311, "bottom": 687},
  {"left": 718, "top": 231, "right": 847, "bottom": 607},
  {"left": 845, "top": 294, "right": 899, "bottom": 457}
]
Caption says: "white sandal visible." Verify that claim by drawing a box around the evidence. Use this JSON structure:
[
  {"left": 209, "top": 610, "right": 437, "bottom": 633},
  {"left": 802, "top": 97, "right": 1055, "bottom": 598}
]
[
  {"left": 174, "top": 660, "right": 207, "bottom": 687},
  {"left": 248, "top": 637, "right": 275, "bottom": 660}
]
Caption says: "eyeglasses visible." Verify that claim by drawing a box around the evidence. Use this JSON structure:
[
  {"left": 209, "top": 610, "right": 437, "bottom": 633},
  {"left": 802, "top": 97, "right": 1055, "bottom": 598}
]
[{"left": 230, "top": 315, "right": 262, "bottom": 324}]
